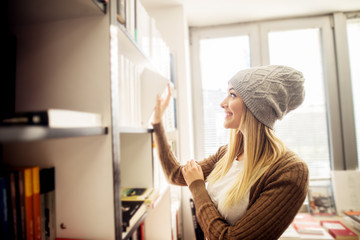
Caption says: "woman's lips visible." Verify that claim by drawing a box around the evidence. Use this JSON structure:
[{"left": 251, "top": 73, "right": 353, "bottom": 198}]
[{"left": 225, "top": 112, "right": 233, "bottom": 119}]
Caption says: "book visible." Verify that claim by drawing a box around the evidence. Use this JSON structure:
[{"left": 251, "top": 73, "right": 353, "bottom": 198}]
[
  {"left": 135, "top": 0, "right": 151, "bottom": 57},
  {"left": 40, "top": 167, "right": 56, "bottom": 240},
  {"left": 0, "top": 109, "right": 102, "bottom": 128},
  {"left": 279, "top": 224, "right": 300, "bottom": 239},
  {"left": 17, "top": 169, "right": 26, "bottom": 240},
  {"left": 23, "top": 168, "right": 34, "bottom": 240},
  {"left": 297, "top": 229, "right": 334, "bottom": 240},
  {"left": 143, "top": 188, "right": 160, "bottom": 209},
  {"left": 7, "top": 167, "right": 35, "bottom": 239},
  {"left": 344, "top": 211, "right": 360, "bottom": 224},
  {"left": 292, "top": 214, "right": 334, "bottom": 240},
  {"left": 121, "top": 188, "right": 153, "bottom": 201},
  {"left": 344, "top": 216, "right": 360, "bottom": 232},
  {"left": 140, "top": 68, "right": 169, "bottom": 127},
  {"left": 116, "top": 0, "right": 126, "bottom": 24},
  {"left": 6, "top": 170, "right": 20, "bottom": 239},
  {"left": 121, "top": 187, "right": 160, "bottom": 209},
  {"left": 320, "top": 220, "right": 358, "bottom": 240},
  {"left": 32, "top": 167, "right": 41, "bottom": 240},
  {"left": 121, "top": 200, "right": 146, "bottom": 232},
  {"left": 0, "top": 177, "right": 9, "bottom": 240},
  {"left": 344, "top": 210, "right": 360, "bottom": 231},
  {"left": 292, "top": 213, "right": 324, "bottom": 235},
  {"left": 125, "top": 0, "right": 136, "bottom": 39}
]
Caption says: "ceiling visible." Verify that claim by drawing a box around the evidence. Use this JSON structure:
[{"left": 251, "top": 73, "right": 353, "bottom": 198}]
[{"left": 140, "top": 0, "right": 360, "bottom": 27}]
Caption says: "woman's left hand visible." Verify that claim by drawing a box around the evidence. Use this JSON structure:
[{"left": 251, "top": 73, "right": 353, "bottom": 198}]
[{"left": 181, "top": 160, "right": 204, "bottom": 186}]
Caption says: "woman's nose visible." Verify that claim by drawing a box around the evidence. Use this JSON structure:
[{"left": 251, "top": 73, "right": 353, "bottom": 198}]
[{"left": 220, "top": 98, "right": 227, "bottom": 109}]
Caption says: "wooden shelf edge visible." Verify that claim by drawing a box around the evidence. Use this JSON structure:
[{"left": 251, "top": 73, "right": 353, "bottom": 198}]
[{"left": 0, "top": 126, "right": 108, "bottom": 143}]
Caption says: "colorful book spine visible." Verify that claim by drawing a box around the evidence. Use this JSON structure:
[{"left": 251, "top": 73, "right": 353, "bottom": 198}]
[
  {"left": 7, "top": 171, "right": 19, "bottom": 239},
  {"left": 320, "top": 220, "right": 358, "bottom": 240},
  {"left": 32, "top": 167, "right": 41, "bottom": 240},
  {"left": 23, "top": 168, "right": 34, "bottom": 240},
  {"left": 17, "top": 170, "right": 26, "bottom": 240},
  {"left": 40, "top": 167, "right": 56, "bottom": 240},
  {"left": 0, "top": 177, "right": 9, "bottom": 240}
]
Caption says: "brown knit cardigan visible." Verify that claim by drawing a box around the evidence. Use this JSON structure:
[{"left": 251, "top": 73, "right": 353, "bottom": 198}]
[{"left": 152, "top": 122, "right": 309, "bottom": 240}]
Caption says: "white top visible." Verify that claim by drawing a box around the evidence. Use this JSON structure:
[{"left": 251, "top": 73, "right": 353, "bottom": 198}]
[{"left": 207, "top": 159, "right": 250, "bottom": 225}]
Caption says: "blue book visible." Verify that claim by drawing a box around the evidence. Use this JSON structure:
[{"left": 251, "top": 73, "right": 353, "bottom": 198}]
[{"left": 0, "top": 177, "right": 9, "bottom": 240}]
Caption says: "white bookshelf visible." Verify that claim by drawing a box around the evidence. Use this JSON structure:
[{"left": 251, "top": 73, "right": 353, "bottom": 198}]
[{"left": 1, "top": 0, "right": 178, "bottom": 239}]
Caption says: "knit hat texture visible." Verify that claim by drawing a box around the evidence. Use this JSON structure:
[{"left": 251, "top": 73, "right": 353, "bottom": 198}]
[{"left": 229, "top": 65, "right": 305, "bottom": 129}]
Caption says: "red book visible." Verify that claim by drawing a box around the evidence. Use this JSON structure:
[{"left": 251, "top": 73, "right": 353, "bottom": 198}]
[
  {"left": 11, "top": 167, "right": 39, "bottom": 240},
  {"left": 320, "top": 220, "right": 358, "bottom": 240}
]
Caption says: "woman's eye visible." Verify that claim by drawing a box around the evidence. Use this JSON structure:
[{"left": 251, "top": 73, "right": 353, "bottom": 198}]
[{"left": 230, "top": 93, "right": 236, "bottom": 97}]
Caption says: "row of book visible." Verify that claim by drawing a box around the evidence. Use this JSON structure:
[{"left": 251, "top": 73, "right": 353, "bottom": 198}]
[
  {"left": 121, "top": 187, "right": 182, "bottom": 240},
  {"left": 121, "top": 187, "right": 159, "bottom": 236},
  {"left": 344, "top": 210, "right": 360, "bottom": 231},
  {"left": 117, "top": 0, "right": 171, "bottom": 81},
  {"left": 117, "top": 56, "right": 177, "bottom": 130},
  {"left": 0, "top": 167, "right": 55, "bottom": 240},
  {"left": 280, "top": 213, "right": 359, "bottom": 240},
  {"left": 122, "top": 186, "right": 182, "bottom": 240}
]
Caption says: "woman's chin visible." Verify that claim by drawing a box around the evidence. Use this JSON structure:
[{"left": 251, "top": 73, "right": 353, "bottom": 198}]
[{"left": 223, "top": 122, "right": 232, "bottom": 129}]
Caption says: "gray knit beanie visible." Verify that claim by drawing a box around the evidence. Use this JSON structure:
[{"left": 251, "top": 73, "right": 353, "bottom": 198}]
[{"left": 229, "top": 65, "right": 305, "bottom": 129}]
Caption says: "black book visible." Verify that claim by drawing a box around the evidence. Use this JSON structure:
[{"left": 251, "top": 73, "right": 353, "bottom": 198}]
[
  {"left": 40, "top": 167, "right": 55, "bottom": 240},
  {"left": 122, "top": 200, "right": 146, "bottom": 232}
]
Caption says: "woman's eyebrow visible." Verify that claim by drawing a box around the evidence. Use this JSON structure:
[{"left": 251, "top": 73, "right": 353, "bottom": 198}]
[{"left": 228, "top": 87, "right": 235, "bottom": 91}]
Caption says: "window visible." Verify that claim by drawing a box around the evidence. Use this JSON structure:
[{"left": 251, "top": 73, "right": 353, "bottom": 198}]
[
  {"left": 347, "top": 18, "right": 360, "bottom": 166},
  {"left": 268, "top": 28, "right": 331, "bottom": 179},
  {"left": 199, "top": 36, "right": 251, "bottom": 157},
  {"left": 191, "top": 13, "right": 359, "bottom": 177}
]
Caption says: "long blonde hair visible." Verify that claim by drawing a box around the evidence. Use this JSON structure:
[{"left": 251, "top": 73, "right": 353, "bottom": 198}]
[{"left": 207, "top": 103, "right": 286, "bottom": 209}]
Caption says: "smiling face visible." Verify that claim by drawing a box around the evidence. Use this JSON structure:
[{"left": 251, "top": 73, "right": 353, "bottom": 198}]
[{"left": 220, "top": 83, "right": 244, "bottom": 130}]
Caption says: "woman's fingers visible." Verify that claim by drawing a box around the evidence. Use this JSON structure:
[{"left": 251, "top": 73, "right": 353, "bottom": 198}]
[
  {"left": 182, "top": 160, "right": 204, "bottom": 186},
  {"left": 164, "top": 83, "right": 171, "bottom": 105},
  {"left": 152, "top": 83, "right": 172, "bottom": 124}
]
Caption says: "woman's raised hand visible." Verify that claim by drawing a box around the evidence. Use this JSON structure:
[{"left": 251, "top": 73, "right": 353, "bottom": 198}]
[{"left": 152, "top": 83, "right": 172, "bottom": 124}]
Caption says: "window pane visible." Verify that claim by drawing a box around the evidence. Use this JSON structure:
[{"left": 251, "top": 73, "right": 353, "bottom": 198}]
[
  {"left": 268, "top": 29, "right": 331, "bottom": 179},
  {"left": 347, "top": 18, "right": 360, "bottom": 166},
  {"left": 199, "top": 36, "right": 250, "bottom": 156}
]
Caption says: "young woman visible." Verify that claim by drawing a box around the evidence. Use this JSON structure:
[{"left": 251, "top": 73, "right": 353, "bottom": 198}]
[{"left": 152, "top": 65, "right": 309, "bottom": 240}]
